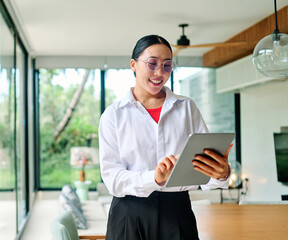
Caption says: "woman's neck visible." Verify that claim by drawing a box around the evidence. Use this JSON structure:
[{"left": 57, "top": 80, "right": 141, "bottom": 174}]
[{"left": 133, "top": 87, "right": 166, "bottom": 109}]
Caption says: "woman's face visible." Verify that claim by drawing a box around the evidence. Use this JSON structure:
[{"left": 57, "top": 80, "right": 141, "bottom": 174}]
[{"left": 130, "top": 44, "right": 172, "bottom": 97}]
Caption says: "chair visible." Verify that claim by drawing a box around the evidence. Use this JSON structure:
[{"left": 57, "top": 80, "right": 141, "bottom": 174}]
[{"left": 51, "top": 211, "right": 106, "bottom": 240}]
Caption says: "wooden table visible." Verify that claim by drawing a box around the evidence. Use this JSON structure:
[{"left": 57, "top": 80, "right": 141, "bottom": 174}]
[{"left": 193, "top": 204, "right": 288, "bottom": 240}]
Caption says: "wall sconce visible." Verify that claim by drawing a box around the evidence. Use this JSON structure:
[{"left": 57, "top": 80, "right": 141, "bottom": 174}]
[{"left": 252, "top": 0, "right": 288, "bottom": 77}]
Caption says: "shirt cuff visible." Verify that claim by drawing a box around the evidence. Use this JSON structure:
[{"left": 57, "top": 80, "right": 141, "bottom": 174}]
[
  {"left": 201, "top": 177, "right": 230, "bottom": 191},
  {"left": 141, "top": 170, "right": 162, "bottom": 191}
]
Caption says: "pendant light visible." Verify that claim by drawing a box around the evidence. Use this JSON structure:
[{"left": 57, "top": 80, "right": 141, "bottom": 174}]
[{"left": 252, "top": 0, "right": 288, "bottom": 77}]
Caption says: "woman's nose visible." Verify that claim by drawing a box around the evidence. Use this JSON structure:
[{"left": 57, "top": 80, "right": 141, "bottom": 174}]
[{"left": 154, "top": 65, "right": 165, "bottom": 75}]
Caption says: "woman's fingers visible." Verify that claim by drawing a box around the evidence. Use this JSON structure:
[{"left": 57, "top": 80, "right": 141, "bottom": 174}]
[
  {"left": 193, "top": 163, "right": 214, "bottom": 178},
  {"left": 224, "top": 143, "right": 233, "bottom": 158},
  {"left": 162, "top": 155, "right": 177, "bottom": 170},
  {"left": 158, "top": 162, "right": 167, "bottom": 173},
  {"left": 202, "top": 143, "right": 233, "bottom": 164},
  {"left": 194, "top": 154, "right": 219, "bottom": 168},
  {"left": 193, "top": 160, "right": 214, "bottom": 173},
  {"left": 155, "top": 154, "right": 178, "bottom": 184},
  {"left": 168, "top": 154, "right": 177, "bottom": 165},
  {"left": 193, "top": 144, "right": 233, "bottom": 179},
  {"left": 193, "top": 160, "right": 226, "bottom": 179},
  {"left": 161, "top": 158, "right": 172, "bottom": 171}
]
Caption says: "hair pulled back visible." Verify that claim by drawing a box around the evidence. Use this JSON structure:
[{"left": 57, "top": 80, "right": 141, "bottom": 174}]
[{"left": 131, "top": 35, "right": 172, "bottom": 60}]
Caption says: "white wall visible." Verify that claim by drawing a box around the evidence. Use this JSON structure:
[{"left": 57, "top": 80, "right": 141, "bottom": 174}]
[
  {"left": 217, "top": 55, "right": 288, "bottom": 203},
  {"left": 241, "top": 80, "right": 288, "bottom": 203}
]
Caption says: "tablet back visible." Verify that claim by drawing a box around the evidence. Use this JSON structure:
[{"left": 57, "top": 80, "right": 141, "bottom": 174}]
[{"left": 166, "top": 133, "right": 235, "bottom": 187}]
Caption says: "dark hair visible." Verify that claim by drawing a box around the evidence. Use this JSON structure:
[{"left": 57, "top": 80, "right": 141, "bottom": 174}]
[{"left": 131, "top": 35, "right": 172, "bottom": 60}]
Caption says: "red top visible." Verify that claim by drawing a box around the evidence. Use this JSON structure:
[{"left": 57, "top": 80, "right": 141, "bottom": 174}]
[{"left": 146, "top": 106, "right": 162, "bottom": 123}]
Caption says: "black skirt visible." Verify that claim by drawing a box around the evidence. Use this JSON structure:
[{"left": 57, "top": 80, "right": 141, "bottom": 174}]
[{"left": 105, "top": 191, "right": 199, "bottom": 240}]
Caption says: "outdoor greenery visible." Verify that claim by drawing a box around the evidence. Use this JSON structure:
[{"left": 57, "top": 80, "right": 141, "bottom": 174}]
[
  {"left": 39, "top": 69, "right": 116, "bottom": 189},
  {"left": 0, "top": 69, "right": 15, "bottom": 190}
]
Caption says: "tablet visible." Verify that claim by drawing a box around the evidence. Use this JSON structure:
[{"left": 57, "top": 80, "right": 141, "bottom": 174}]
[{"left": 165, "top": 133, "right": 235, "bottom": 187}]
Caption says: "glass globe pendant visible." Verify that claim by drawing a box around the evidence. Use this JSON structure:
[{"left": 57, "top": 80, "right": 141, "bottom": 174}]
[
  {"left": 253, "top": 32, "right": 288, "bottom": 77},
  {"left": 229, "top": 161, "right": 242, "bottom": 188},
  {"left": 252, "top": 0, "right": 288, "bottom": 77}
]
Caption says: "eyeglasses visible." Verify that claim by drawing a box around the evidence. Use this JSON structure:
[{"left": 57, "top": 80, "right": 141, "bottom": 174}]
[{"left": 137, "top": 58, "right": 176, "bottom": 73}]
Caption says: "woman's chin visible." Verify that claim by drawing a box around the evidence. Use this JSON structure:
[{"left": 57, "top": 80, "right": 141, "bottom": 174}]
[{"left": 147, "top": 86, "right": 164, "bottom": 95}]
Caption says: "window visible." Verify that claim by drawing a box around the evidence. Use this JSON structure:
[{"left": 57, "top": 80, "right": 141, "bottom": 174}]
[
  {"left": 0, "top": 9, "right": 29, "bottom": 238},
  {"left": 105, "top": 69, "right": 135, "bottom": 106},
  {"left": 15, "top": 41, "right": 28, "bottom": 230},
  {"left": 0, "top": 13, "right": 16, "bottom": 240},
  {"left": 39, "top": 69, "right": 102, "bottom": 189}
]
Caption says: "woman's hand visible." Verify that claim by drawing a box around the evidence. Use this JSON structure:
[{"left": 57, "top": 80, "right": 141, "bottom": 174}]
[
  {"left": 192, "top": 144, "right": 233, "bottom": 180},
  {"left": 155, "top": 154, "right": 178, "bottom": 186}
]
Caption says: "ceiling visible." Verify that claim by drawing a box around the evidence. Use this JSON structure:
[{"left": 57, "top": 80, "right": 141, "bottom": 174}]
[{"left": 4, "top": 0, "right": 288, "bottom": 63}]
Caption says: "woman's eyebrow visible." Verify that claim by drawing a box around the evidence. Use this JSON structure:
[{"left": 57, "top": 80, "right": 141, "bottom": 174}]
[{"left": 149, "top": 56, "right": 172, "bottom": 60}]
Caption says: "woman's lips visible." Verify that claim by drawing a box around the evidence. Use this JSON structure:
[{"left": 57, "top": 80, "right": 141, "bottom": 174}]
[{"left": 149, "top": 79, "right": 163, "bottom": 84}]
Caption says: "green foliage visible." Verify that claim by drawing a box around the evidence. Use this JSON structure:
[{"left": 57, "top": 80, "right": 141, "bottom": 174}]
[
  {"left": 0, "top": 124, "right": 14, "bottom": 148},
  {"left": 64, "top": 119, "right": 97, "bottom": 146},
  {"left": 0, "top": 168, "right": 15, "bottom": 189},
  {"left": 39, "top": 69, "right": 114, "bottom": 189},
  {"left": 0, "top": 73, "right": 15, "bottom": 190},
  {"left": 105, "top": 88, "right": 117, "bottom": 107}
]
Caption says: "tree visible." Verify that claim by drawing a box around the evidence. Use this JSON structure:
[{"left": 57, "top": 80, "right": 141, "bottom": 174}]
[
  {"left": 38, "top": 68, "right": 117, "bottom": 188},
  {"left": 54, "top": 69, "right": 90, "bottom": 141}
]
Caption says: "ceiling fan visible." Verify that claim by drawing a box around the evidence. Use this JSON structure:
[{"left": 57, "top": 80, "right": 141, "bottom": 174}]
[{"left": 171, "top": 24, "right": 248, "bottom": 56}]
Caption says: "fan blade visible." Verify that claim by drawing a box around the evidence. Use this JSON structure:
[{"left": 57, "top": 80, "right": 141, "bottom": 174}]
[
  {"left": 187, "top": 41, "right": 247, "bottom": 48},
  {"left": 172, "top": 47, "right": 184, "bottom": 56},
  {"left": 171, "top": 41, "right": 247, "bottom": 56},
  {"left": 171, "top": 44, "right": 185, "bottom": 48},
  {"left": 171, "top": 41, "right": 247, "bottom": 49}
]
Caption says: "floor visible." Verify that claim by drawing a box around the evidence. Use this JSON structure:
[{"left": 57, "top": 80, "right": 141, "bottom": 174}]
[
  {"left": 21, "top": 191, "right": 100, "bottom": 240},
  {"left": 193, "top": 203, "right": 288, "bottom": 240},
  {"left": 17, "top": 191, "right": 288, "bottom": 240},
  {"left": 0, "top": 200, "right": 16, "bottom": 240}
]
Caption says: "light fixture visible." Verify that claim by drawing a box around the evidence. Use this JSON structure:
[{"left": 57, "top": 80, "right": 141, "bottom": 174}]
[
  {"left": 252, "top": 0, "right": 288, "bottom": 77},
  {"left": 229, "top": 161, "right": 242, "bottom": 188},
  {"left": 70, "top": 146, "right": 99, "bottom": 182}
]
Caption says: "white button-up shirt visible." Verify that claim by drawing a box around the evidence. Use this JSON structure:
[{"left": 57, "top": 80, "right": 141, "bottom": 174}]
[{"left": 99, "top": 87, "right": 229, "bottom": 197}]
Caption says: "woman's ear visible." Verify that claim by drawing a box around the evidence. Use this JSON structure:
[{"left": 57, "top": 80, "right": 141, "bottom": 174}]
[{"left": 130, "top": 59, "right": 136, "bottom": 73}]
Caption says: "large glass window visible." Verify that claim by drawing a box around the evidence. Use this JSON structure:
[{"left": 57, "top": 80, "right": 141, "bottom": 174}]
[
  {"left": 173, "top": 67, "right": 202, "bottom": 94},
  {"left": 39, "top": 69, "right": 102, "bottom": 189},
  {"left": 15, "top": 41, "right": 27, "bottom": 231},
  {"left": 38, "top": 66, "right": 238, "bottom": 189},
  {"left": 0, "top": 11, "right": 28, "bottom": 239},
  {"left": 0, "top": 13, "right": 17, "bottom": 240},
  {"left": 105, "top": 69, "right": 135, "bottom": 105}
]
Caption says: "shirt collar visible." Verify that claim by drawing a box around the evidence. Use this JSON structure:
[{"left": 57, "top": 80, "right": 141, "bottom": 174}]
[
  {"left": 162, "top": 87, "right": 187, "bottom": 114},
  {"left": 119, "top": 86, "right": 186, "bottom": 108},
  {"left": 119, "top": 87, "right": 137, "bottom": 108}
]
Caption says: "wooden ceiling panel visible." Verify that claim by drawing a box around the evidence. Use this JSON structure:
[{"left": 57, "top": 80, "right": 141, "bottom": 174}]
[{"left": 203, "top": 6, "right": 288, "bottom": 67}]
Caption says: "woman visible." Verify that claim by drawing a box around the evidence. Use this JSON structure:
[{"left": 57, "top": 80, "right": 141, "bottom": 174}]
[{"left": 99, "top": 35, "right": 232, "bottom": 240}]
